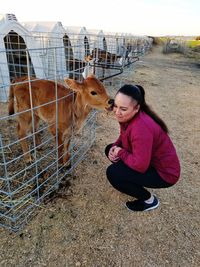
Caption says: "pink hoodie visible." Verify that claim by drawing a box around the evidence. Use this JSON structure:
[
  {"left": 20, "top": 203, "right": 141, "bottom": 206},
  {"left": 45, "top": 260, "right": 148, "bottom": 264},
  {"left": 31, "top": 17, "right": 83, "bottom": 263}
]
[{"left": 114, "top": 111, "right": 181, "bottom": 184}]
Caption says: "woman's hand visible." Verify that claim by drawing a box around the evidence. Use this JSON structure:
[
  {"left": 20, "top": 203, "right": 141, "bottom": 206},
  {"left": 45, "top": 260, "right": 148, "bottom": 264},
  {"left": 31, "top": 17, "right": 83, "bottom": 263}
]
[
  {"left": 113, "top": 146, "right": 122, "bottom": 155},
  {"left": 108, "top": 146, "right": 122, "bottom": 162}
]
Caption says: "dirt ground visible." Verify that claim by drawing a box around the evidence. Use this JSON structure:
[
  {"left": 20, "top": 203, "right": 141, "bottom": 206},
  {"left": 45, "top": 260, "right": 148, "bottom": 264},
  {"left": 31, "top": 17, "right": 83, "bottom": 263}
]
[{"left": 0, "top": 45, "right": 200, "bottom": 267}]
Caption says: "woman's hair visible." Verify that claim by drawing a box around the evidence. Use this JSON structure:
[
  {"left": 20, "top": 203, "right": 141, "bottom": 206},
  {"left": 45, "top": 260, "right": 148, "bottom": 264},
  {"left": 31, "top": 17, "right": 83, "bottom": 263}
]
[{"left": 116, "top": 84, "right": 169, "bottom": 133}]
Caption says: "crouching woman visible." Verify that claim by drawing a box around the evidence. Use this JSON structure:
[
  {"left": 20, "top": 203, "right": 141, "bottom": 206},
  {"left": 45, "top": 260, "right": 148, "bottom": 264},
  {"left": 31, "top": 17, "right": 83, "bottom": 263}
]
[{"left": 105, "top": 84, "right": 180, "bottom": 211}]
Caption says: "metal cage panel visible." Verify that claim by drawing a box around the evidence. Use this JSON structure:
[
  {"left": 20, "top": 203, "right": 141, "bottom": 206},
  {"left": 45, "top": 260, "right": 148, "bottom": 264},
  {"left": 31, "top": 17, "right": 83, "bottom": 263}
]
[
  {"left": 0, "top": 42, "right": 98, "bottom": 232},
  {"left": 0, "top": 18, "right": 153, "bottom": 231}
]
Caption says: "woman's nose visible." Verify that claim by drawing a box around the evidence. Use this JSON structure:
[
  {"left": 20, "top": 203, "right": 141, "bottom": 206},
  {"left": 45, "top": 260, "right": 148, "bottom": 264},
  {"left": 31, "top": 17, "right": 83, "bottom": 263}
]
[{"left": 115, "top": 108, "right": 120, "bottom": 115}]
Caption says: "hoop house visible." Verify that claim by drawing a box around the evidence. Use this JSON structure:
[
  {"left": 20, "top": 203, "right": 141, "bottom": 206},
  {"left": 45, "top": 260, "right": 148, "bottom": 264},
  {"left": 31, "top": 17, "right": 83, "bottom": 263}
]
[
  {"left": 65, "top": 26, "right": 90, "bottom": 61},
  {"left": 0, "top": 14, "right": 44, "bottom": 102},
  {"left": 22, "top": 21, "right": 69, "bottom": 79},
  {"left": 87, "top": 29, "right": 107, "bottom": 51}
]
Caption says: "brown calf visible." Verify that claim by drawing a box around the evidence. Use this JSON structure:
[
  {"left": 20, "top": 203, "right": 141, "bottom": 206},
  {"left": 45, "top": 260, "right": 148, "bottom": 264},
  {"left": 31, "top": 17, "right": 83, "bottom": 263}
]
[
  {"left": 86, "top": 48, "right": 121, "bottom": 65},
  {"left": 8, "top": 75, "right": 113, "bottom": 164}
]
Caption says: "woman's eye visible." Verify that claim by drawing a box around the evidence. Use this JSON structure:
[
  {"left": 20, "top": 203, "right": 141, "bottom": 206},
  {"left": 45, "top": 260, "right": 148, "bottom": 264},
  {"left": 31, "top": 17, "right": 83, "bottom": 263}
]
[{"left": 91, "top": 91, "right": 97, "bottom": 95}]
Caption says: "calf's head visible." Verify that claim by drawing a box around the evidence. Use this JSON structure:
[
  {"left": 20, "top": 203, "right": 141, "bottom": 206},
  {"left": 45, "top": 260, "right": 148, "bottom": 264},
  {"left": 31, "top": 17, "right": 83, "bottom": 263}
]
[{"left": 64, "top": 74, "right": 114, "bottom": 111}]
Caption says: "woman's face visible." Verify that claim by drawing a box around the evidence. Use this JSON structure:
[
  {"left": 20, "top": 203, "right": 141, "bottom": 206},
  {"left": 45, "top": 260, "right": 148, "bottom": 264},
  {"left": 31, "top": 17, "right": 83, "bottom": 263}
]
[{"left": 114, "top": 92, "right": 140, "bottom": 123}]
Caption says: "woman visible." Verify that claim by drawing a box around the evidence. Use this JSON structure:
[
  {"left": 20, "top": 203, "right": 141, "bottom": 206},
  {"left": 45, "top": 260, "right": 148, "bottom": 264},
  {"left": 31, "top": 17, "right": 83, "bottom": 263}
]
[{"left": 105, "top": 84, "right": 180, "bottom": 211}]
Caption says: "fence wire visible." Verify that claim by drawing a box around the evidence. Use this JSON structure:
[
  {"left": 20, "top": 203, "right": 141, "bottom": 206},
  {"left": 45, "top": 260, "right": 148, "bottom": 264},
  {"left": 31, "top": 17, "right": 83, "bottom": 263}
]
[{"left": 0, "top": 30, "right": 152, "bottom": 231}]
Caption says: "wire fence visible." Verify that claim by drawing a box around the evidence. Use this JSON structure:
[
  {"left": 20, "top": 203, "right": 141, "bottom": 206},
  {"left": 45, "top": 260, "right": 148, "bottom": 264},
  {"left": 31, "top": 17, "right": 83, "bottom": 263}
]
[{"left": 0, "top": 30, "right": 152, "bottom": 231}]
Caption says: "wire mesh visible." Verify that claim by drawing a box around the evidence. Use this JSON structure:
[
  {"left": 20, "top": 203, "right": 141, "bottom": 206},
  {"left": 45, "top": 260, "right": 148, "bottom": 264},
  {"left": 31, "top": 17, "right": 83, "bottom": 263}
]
[{"left": 0, "top": 28, "right": 152, "bottom": 231}]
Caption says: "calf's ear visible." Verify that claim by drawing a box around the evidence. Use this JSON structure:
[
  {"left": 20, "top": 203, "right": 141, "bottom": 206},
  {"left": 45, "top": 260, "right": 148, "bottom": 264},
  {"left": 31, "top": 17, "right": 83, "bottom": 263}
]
[
  {"left": 84, "top": 55, "right": 92, "bottom": 62},
  {"left": 64, "top": 78, "right": 84, "bottom": 92},
  {"left": 86, "top": 73, "right": 96, "bottom": 79}
]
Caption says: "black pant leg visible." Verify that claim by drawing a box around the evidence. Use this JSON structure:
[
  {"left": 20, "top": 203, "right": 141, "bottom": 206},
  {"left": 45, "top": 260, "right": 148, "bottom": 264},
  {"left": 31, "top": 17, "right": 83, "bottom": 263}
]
[
  {"left": 106, "top": 162, "right": 151, "bottom": 200},
  {"left": 106, "top": 160, "right": 172, "bottom": 201}
]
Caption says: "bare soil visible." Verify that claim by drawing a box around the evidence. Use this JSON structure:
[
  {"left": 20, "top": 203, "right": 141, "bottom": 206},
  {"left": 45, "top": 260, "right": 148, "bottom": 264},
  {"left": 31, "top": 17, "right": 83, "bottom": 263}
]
[{"left": 0, "top": 46, "right": 200, "bottom": 267}]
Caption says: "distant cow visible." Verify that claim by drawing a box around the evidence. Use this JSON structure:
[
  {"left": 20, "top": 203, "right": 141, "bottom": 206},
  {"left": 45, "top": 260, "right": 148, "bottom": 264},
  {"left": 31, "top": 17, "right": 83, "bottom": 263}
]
[
  {"left": 67, "top": 58, "right": 87, "bottom": 80},
  {"left": 86, "top": 48, "right": 121, "bottom": 65},
  {"left": 8, "top": 75, "right": 114, "bottom": 164},
  {"left": 85, "top": 48, "right": 123, "bottom": 81}
]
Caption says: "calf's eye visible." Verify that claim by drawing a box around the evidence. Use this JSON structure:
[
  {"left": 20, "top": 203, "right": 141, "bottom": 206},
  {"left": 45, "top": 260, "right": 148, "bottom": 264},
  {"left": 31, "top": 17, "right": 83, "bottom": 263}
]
[{"left": 91, "top": 91, "right": 97, "bottom": 95}]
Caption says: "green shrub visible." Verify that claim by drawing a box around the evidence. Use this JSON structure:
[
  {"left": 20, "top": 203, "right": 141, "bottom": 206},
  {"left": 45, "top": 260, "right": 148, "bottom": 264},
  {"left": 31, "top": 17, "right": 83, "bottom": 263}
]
[{"left": 187, "top": 40, "right": 200, "bottom": 48}]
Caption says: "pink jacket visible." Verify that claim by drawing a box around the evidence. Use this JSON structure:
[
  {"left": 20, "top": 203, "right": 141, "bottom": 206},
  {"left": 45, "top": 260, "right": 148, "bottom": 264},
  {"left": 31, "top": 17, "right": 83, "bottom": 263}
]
[{"left": 113, "top": 111, "right": 181, "bottom": 184}]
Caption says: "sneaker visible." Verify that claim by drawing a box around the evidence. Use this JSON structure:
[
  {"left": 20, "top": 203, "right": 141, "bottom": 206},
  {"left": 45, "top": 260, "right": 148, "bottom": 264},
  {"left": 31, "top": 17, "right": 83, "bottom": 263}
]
[{"left": 126, "top": 196, "right": 159, "bottom": 212}]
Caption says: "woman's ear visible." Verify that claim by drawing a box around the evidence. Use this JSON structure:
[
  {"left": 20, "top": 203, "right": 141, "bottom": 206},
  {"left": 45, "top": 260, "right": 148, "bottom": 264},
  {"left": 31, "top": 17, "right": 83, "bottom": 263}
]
[{"left": 135, "top": 104, "right": 140, "bottom": 113}]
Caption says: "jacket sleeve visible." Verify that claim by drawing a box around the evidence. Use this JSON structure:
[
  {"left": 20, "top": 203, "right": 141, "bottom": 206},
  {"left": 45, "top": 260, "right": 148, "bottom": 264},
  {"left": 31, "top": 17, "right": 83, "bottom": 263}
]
[{"left": 117, "top": 123, "right": 153, "bottom": 173}]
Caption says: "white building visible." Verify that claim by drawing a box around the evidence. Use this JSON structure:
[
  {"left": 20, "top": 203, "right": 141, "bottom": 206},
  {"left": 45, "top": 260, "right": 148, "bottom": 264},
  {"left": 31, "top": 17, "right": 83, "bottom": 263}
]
[
  {"left": 22, "top": 21, "right": 68, "bottom": 79},
  {"left": 87, "top": 29, "right": 107, "bottom": 51},
  {"left": 64, "top": 26, "right": 90, "bottom": 61},
  {"left": 0, "top": 14, "right": 44, "bottom": 102}
]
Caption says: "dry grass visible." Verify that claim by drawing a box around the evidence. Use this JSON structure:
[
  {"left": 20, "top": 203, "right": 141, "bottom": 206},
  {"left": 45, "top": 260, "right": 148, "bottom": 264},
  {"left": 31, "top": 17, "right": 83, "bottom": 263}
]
[{"left": 0, "top": 46, "right": 200, "bottom": 267}]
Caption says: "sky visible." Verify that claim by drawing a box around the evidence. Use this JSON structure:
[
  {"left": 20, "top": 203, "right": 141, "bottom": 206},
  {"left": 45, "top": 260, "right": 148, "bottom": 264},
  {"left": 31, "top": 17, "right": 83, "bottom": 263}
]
[{"left": 1, "top": 0, "right": 199, "bottom": 36}]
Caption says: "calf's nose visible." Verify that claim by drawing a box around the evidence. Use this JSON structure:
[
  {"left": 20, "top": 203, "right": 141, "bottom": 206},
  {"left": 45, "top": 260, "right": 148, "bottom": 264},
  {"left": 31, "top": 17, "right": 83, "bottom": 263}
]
[
  {"left": 107, "top": 98, "right": 114, "bottom": 110},
  {"left": 108, "top": 99, "right": 114, "bottom": 105}
]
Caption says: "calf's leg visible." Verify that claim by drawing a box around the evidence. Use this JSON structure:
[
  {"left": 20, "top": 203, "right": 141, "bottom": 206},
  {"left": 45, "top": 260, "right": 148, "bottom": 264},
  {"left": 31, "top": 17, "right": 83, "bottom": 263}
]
[{"left": 17, "top": 115, "right": 32, "bottom": 163}]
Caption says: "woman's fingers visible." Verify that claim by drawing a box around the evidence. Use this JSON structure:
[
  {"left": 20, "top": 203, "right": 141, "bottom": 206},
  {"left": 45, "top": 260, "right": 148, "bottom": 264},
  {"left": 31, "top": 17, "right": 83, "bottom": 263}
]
[
  {"left": 108, "top": 146, "right": 121, "bottom": 162},
  {"left": 109, "top": 154, "right": 120, "bottom": 162}
]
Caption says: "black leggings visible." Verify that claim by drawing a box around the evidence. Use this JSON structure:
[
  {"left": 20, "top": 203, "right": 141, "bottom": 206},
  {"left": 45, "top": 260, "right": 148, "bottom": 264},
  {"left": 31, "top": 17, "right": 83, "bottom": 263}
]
[{"left": 105, "top": 144, "right": 173, "bottom": 201}]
